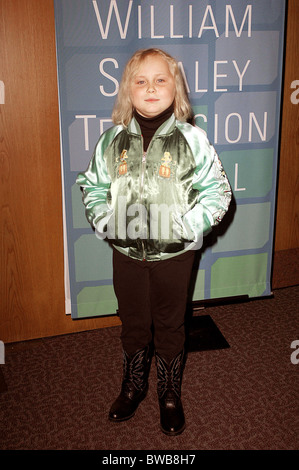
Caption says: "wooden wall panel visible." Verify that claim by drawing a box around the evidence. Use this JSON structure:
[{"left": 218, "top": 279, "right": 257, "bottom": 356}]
[
  {"left": 0, "top": 0, "right": 121, "bottom": 343},
  {"left": 274, "top": 0, "right": 299, "bottom": 251},
  {"left": 0, "top": 0, "right": 297, "bottom": 343}
]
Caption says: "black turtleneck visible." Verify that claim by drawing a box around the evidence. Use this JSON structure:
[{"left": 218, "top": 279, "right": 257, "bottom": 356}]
[{"left": 134, "top": 104, "right": 174, "bottom": 151}]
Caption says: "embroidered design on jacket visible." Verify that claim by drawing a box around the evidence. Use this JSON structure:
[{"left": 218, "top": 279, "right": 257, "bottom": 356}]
[
  {"left": 212, "top": 150, "right": 232, "bottom": 224},
  {"left": 159, "top": 152, "right": 173, "bottom": 178},
  {"left": 117, "top": 149, "right": 128, "bottom": 175}
]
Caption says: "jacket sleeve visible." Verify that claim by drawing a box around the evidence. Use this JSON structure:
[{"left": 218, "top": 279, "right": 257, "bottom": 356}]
[
  {"left": 182, "top": 126, "right": 232, "bottom": 240},
  {"left": 76, "top": 127, "right": 120, "bottom": 236}
]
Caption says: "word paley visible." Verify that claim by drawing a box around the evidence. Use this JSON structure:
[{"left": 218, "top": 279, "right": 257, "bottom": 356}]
[
  {"left": 99, "top": 58, "right": 251, "bottom": 97},
  {"left": 92, "top": 0, "right": 252, "bottom": 40}
]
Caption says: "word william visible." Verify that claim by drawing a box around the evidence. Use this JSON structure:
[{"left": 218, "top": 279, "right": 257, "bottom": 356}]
[{"left": 92, "top": 0, "right": 252, "bottom": 40}]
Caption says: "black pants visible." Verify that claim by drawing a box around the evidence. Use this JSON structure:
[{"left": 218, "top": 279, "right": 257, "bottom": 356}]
[{"left": 113, "top": 248, "right": 195, "bottom": 362}]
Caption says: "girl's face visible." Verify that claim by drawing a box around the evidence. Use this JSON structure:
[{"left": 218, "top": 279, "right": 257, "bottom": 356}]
[{"left": 130, "top": 55, "right": 176, "bottom": 118}]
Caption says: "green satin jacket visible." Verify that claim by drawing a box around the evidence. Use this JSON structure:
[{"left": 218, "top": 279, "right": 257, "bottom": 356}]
[{"left": 76, "top": 114, "right": 232, "bottom": 261}]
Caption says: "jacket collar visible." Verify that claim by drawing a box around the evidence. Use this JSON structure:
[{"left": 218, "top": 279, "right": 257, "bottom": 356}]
[{"left": 128, "top": 113, "right": 176, "bottom": 136}]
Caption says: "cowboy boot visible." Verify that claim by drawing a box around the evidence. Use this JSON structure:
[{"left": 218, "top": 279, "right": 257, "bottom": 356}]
[
  {"left": 156, "top": 349, "right": 186, "bottom": 436},
  {"left": 109, "top": 345, "right": 152, "bottom": 422}
]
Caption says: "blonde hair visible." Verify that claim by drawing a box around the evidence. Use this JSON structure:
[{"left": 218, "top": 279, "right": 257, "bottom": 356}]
[{"left": 112, "top": 48, "right": 192, "bottom": 126}]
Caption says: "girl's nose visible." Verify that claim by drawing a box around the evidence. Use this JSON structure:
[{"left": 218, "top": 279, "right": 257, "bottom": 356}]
[{"left": 147, "top": 83, "right": 156, "bottom": 93}]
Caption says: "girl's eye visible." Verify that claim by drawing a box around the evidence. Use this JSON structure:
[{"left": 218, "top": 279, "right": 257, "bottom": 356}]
[
  {"left": 136, "top": 80, "right": 146, "bottom": 85},
  {"left": 157, "top": 78, "right": 165, "bottom": 83}
]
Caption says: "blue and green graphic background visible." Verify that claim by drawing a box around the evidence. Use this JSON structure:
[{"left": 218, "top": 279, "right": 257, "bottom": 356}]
[{"left": 54, "top": 0, "right": 286, "bottom": 318}]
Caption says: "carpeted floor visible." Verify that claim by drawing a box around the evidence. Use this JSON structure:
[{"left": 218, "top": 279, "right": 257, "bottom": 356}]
[{"left": 0, "top": 283, "right": 298, "bottom": 450}]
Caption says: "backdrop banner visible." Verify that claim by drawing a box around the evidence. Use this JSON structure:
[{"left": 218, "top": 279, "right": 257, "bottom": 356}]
[{"left": 53, "top": 0, "right": 286, "bottom": 318}]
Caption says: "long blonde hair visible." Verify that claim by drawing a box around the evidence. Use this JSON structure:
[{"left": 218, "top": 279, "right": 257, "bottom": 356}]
[{"left": 112, "top": 48, "right": 192, "bottom": 126}]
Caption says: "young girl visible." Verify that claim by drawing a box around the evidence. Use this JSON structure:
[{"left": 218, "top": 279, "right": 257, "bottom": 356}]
[{"left": 76, "top": 48, "right": 231, "bottom": 436}]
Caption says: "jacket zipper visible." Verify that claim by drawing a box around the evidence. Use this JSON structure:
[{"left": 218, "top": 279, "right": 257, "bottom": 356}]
[
  {"left": 140, "top": 148, "right": 147, "bottom": 260},
  {"left": 139, "top": 137, "right": 154, "bottom": 260}
]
